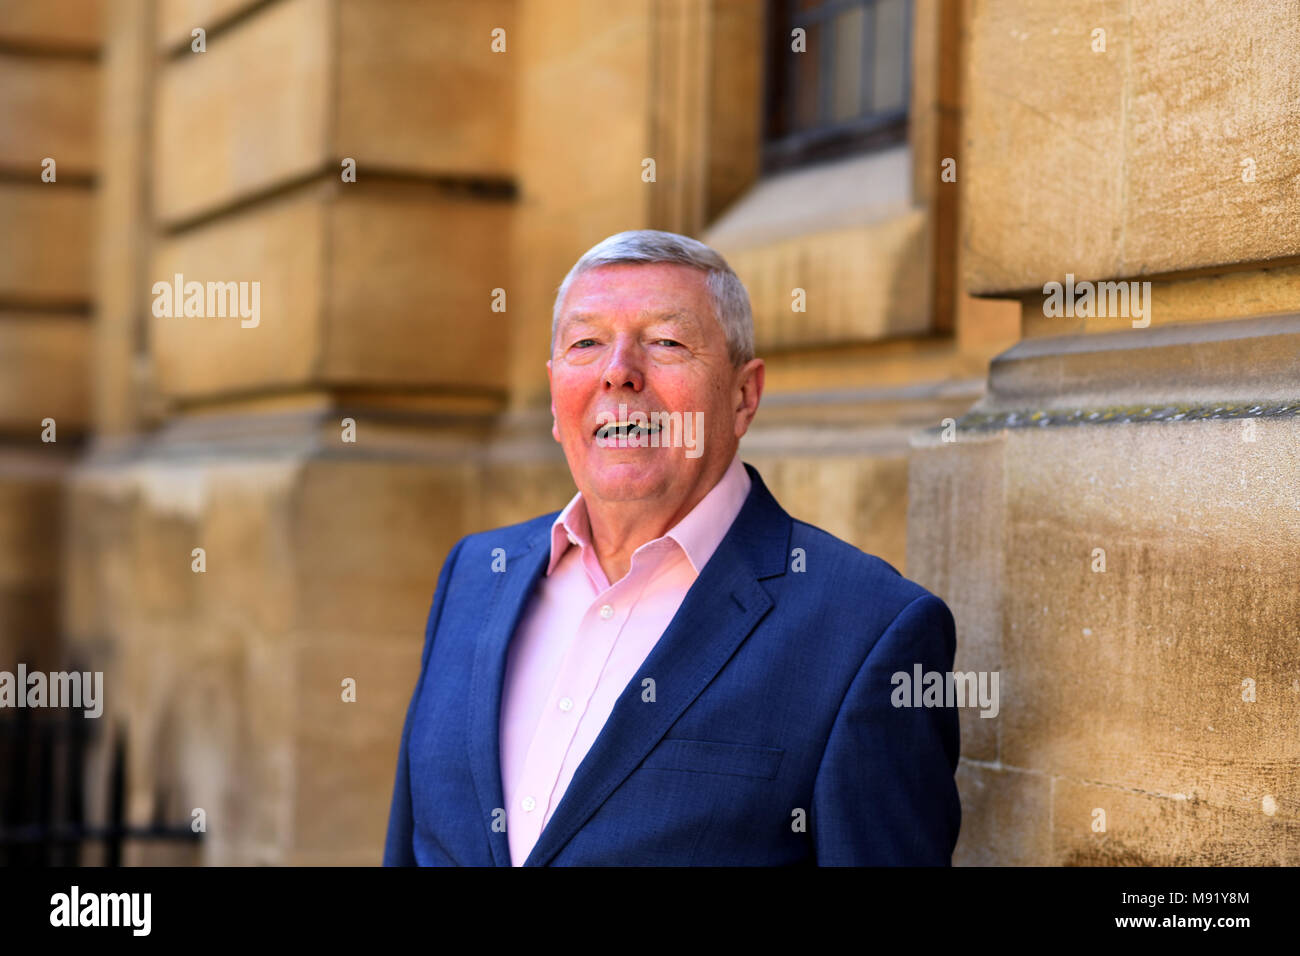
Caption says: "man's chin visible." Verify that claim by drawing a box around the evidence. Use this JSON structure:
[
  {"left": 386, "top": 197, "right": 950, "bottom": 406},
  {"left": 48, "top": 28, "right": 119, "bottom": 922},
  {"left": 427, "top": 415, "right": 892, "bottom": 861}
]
[{"left": 577, "top": 454, "right": 679, "bottom": 502}]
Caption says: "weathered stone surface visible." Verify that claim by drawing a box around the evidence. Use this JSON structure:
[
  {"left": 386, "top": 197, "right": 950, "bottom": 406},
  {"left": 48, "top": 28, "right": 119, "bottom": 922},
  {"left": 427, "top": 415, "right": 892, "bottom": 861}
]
[
  {"left": 62, "top": 442, "right": 485, "bottom": 864},
  {"left": 908, "top": 431, "right": 1004, "bottom": 763},
  {"left": 1021, "top": 265, "right": 1300, "bottom": 339},
  {"left": 37, "top": 0, "right": 1299, "bottom": 872},
  {"left": 1053, "top": 778, "right": 1299, "bottom": 866},
  {"left": 964, "top": 0, "right": 1128, "bottom": 293},
  {"left": 507, "top": 0, "right": 653, "bottom": 410},
  {"left": 953, "top": 762, "right": 1053, "bottom": 866},
  {"left": 0, "top": 184, "right": 94, "bottom": 304},
  {"left": 0, "top": 453, "right": 68, "bottom": 671},
  {"left": 0, "top": 54, "right": 99, "bottom": 175},
  {"left": 1000, "top": 418, "right": 1300, "bottom": 814},
  {"left": 0, "top": 460, "right": 63, "bottom": 592},
  {"left": 95, "top": 0, "right": 159, "bottom": 434},
  {"left": 1124, "top": 1, "right": 1300, "bottom": 278},
  {"left": 153, "top": 0, "right": 516, "bottom": 224},
  {"left": 149, "top": 183, "right": 510, "bottom": 399},
  {"left": 725, "top": 216, "right": 931, "bottom": 350},
  {"left": 336, "top": 0, "right": 515, "bottom": 180},
  {"left": 985, "top": 313, "right": 1300, "bottom": 411},
  {"left": 293, "top": 457, "right": 475, "bottom": 637},
  {"left": 704, "top": 147, "right": 933, "bottom": 350},
  {"left": 913, "top": 408, "right": 1300, "bottom": 864},
  {"left": 965, "top": 0, "right": 1300, "bottom": 294},
  {"left": 320, "top": 186, "right": 510, "bottom": 389},
  {"left": 0, "top": 0, "right": 103, "bottom": 50},
  {"left": 153, "top": 0, "right": 329, "bottom": 225},
  {"left": 293, "top": 632, "right": 421, "bottom": 860},
  {"left": 150, "top": 187, "right": 325, "bottom": 397},
  {"left": 0, "top": 315, "right": 91, "bottom": 432},
  {"left": 156, "top": 0, "right": 260, "bottom": 49}
]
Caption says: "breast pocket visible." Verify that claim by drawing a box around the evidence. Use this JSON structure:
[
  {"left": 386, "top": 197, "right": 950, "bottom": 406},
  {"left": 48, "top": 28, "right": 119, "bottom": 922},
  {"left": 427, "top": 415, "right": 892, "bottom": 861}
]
[{"left": 640, "top": 737, "right": 784, "bottom": 779}]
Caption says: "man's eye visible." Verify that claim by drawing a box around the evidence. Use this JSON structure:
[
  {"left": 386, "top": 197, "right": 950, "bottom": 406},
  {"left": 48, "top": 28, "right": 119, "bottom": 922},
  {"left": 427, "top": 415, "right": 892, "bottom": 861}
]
[
  {"left": 654, "top": 339, "right": 683, "bottom": 347},
  {"left": 572, "top": 338, "right": 596, "bottom": 348}
]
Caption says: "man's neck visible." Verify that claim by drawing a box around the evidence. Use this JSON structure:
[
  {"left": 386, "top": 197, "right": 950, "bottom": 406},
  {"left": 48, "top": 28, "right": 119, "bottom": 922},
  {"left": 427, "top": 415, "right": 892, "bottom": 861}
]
[{"left": 582, "top": 459, "right": 731, "bottom": 585}]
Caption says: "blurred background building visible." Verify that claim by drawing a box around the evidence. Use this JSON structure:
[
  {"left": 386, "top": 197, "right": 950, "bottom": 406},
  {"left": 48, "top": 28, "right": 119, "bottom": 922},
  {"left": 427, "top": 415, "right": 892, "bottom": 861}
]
[{"left": 0, "top": 0, "right": 1294, "bottom": 865}]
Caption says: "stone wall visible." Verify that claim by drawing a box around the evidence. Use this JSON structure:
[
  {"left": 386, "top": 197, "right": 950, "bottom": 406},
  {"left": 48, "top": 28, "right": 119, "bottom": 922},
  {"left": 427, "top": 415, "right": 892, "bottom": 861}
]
[
  {"left": 35, "top": 0, "right": 1298, "bottom": 868},
  {"left": 910, "top": 0, "right": 1300, "bottom": 864}
]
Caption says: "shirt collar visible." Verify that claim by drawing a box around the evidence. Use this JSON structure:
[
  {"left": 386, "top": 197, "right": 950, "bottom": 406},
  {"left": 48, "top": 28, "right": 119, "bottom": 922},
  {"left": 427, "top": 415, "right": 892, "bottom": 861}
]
[{"left": 546, "top": 453, "right": 752, "bottom": 577}]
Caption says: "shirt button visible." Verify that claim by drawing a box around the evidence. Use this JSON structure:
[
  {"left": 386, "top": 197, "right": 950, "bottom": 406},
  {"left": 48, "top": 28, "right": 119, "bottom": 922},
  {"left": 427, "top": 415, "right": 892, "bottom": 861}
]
[
  {"left": 599, "top": 604, "right": 614, "bottom": 620},
  {"left": 558, "top": 696, "right": 573, "bottom": 712},
  {"left": 521, "top": 796, "right": 536, "bottom": 812}
]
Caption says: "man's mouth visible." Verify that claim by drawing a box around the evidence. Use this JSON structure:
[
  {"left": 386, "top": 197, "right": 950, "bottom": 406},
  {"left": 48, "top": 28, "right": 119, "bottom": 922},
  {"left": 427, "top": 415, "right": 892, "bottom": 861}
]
[{"left": 593, "top": 420, "right": 662, "bottom": 442}]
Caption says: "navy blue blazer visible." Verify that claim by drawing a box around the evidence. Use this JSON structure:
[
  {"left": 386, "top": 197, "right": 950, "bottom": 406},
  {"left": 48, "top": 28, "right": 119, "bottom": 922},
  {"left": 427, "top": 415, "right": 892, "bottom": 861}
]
[{"left": 383, "top": 462, "right": 960, "bottom": 866}]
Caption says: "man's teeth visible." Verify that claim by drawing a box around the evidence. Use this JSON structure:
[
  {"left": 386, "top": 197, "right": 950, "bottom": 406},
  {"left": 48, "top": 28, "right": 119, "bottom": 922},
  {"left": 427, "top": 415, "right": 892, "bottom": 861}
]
[{"left": 596, "top": 421, "right": 661, "bottom": 437}]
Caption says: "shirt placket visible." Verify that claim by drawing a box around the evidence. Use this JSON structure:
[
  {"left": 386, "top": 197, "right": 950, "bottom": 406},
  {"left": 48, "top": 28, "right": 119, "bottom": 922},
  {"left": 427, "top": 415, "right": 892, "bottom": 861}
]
[{"left": 508, "top": 547, "right": 665, "bottom": 850}]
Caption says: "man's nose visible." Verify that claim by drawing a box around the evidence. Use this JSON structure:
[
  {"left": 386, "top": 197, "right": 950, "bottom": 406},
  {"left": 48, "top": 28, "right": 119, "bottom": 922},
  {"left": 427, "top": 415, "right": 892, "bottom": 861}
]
[{"left": 602, "top": 340, "right": 644, "bottom": 391}]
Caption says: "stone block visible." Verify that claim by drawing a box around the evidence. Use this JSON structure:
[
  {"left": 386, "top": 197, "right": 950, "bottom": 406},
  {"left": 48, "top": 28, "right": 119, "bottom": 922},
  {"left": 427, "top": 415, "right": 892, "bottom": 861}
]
[
  {"left": 908, "top": 431, "right": 1005, "bottom": 763},
  {"left": 0, "top": 54, "right": 99, "bottom": 175},
  {"left": 292, "top": 456, "right": 474, "bottom": 637},
  {"left": 953, "top": 761, "right": 1053, "bottom": 865},
  {"left": 0, "top": 315, "right": 91, "bottom": 434},
  {"left": 0, "top": 183, "right": 94, "bottom": 304},
  {"left": 998, "top": 419, "right": 1300, "bottom": 817},
  {"left": 0, "top": 0, "right": 103, "bottom": 50},
  {"left": 149, "top": 183, "right": 510, "bottom": 399},
  {"left": 153, "top": 0, "right": 329, "bottom": 225},
  {"left": 726, "top": 215, "right": 932, "bottom": 350},
  {"left": 1053, "top": 777, "right": 1299, "bottom": 866},
  {"left": 965, "top": 0, "right": 1300, "bottom": 293},
  {"left": 156, "top": 0, "right": 261, "bottom": 49},
  {"left": 153, "top": 0, "right": 515, "bottom": 224},
  {"left": 964, "top": 0, "right": 1128, "bottom": 293}
]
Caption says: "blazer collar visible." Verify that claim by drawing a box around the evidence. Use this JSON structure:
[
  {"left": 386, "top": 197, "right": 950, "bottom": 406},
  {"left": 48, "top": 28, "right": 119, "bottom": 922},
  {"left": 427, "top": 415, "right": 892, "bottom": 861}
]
[{"left": 466, "top": 462, "right": 792, "bottom": 866}]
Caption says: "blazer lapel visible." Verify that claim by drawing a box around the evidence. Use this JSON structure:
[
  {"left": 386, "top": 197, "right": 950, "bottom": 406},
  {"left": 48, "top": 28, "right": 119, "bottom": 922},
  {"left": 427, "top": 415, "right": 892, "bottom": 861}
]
[
  {"left": 522, "top": 463, "right": 791, "bottom": 867},
  {"left": 466, "top": 523, "right": 552, "bottom": 866}
]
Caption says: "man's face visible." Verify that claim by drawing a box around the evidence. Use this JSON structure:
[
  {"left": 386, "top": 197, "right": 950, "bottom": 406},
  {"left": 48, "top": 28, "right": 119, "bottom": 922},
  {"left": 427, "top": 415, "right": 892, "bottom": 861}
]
[{"left": 548, "top": 262, "right": 763, "bottom": 512}]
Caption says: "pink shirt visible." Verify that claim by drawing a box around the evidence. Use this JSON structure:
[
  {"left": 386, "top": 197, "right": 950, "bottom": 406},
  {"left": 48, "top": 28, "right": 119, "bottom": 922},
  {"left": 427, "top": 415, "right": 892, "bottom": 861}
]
[{"left": 498, "top": 454, "right": 752, "bottom": 865}]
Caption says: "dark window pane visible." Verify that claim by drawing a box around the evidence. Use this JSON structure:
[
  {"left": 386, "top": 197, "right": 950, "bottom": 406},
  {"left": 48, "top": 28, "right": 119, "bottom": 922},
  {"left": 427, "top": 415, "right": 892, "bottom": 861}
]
[
  {"left": 872, "top": 0, "right": 908, "bottom": 113},
  {"left": 793, "top": 22, "right": 823, "bottom": 132},
  {"left": 831, "top": 6, "right": 865, "bottom": 122},
  {"left": 763, "top": 0, "right": 911, "bottom": 172}
]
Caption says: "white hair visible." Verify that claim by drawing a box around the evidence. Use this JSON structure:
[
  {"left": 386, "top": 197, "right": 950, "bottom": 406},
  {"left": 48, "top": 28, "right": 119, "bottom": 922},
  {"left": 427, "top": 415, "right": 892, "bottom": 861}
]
[{"left": 550, "top": 229, "right": 755, "bottom": 367}]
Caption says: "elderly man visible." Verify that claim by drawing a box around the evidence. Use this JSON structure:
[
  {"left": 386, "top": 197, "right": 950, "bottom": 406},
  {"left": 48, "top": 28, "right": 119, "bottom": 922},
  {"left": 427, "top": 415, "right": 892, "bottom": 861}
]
[{"left": 383, "top": 229, "right": 960, "bottom": 866}]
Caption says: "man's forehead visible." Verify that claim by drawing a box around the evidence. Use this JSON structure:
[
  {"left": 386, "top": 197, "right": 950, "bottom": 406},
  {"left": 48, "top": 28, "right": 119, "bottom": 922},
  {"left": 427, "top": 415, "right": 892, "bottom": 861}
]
[
  {"left": 564, "top": 263, "right": 709, "bottom": 307},
  {"left": 561, "top": 307, "right": 702, "bottom": 328}
]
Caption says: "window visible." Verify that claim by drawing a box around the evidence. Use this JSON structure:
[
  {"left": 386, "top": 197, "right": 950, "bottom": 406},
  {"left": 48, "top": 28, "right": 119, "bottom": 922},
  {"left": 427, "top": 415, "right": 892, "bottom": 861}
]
[{"left": 762, "top": 0, "right": 912, "bottom": 173}]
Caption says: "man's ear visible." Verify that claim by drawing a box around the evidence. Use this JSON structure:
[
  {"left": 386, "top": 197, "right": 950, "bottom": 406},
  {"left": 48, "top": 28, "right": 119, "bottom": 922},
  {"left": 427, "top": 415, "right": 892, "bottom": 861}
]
[{"left": 734, "top": 358, "right": 764, "bottom": 437}]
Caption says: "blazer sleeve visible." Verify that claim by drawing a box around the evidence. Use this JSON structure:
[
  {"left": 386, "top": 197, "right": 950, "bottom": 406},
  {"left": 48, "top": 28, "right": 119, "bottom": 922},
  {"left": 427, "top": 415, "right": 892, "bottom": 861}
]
[
  {"left": 810, "top": 592, "right": 962, "bottom": 865},
  {"left": 382, "top": 536, "right": 465, "bottom": 866}
]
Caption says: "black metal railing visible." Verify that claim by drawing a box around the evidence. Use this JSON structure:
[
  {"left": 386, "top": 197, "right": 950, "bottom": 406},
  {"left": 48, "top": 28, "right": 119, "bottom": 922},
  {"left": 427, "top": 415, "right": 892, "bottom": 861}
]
[{"left": 0, "top": 703, "right": 203, "bottom": 866}]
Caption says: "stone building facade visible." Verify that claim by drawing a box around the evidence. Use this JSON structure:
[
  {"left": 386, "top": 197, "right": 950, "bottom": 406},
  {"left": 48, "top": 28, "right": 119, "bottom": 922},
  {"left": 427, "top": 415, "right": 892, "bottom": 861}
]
[{"left": 0, "top": 0, "right": 1293, "bottom": 864}]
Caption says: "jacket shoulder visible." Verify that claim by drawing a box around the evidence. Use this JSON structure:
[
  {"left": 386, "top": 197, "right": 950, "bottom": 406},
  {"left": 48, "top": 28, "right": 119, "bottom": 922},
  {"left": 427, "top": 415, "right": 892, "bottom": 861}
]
[
  {"left": 450, "top": 510, "right": 560, "bottom": 562},
  {"left": 787, "top": 517, "right": 938, "bottom": 616}
]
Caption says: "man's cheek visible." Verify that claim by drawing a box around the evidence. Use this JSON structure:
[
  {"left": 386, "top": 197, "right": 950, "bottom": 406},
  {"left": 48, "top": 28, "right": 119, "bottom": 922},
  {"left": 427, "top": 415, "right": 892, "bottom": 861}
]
[{"left": 552, "top": 398, "right": 586, "bottom": 442}]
